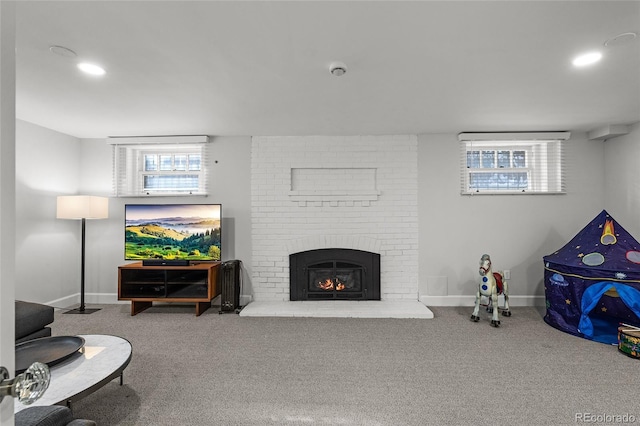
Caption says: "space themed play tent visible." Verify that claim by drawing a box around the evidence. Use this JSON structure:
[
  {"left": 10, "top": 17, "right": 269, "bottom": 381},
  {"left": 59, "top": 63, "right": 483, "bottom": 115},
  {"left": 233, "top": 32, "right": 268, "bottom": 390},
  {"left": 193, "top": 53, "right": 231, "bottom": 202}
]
[{"left": 543, "top": 210, "right": 640, "bottom": 344}]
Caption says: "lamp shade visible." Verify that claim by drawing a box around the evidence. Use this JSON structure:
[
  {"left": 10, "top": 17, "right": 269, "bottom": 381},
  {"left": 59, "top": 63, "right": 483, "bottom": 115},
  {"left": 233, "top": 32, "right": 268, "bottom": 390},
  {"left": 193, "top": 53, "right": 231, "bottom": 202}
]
[{"left": 56, "top": 196, "right": 109, "bottom": 220}]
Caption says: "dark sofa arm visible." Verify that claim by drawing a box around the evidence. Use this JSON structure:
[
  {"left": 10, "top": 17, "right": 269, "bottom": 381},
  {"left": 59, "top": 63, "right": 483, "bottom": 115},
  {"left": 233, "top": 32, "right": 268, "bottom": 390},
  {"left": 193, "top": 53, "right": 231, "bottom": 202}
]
[
  {"left": 15, "top": 406, "right": 96, "bottom": 426},
  {"left": 15, "top": 300, "right": 54, "bottom": 342}
]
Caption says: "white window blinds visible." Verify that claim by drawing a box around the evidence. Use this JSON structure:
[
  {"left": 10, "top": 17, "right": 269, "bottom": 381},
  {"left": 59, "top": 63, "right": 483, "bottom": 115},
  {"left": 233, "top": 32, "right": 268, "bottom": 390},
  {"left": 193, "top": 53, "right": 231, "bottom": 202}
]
[
  {"left": 458, "top": 132, "right": 569, "bottom": 195},
  {"left": 108, "top": 135, "right": 210, "bottom": 197}
]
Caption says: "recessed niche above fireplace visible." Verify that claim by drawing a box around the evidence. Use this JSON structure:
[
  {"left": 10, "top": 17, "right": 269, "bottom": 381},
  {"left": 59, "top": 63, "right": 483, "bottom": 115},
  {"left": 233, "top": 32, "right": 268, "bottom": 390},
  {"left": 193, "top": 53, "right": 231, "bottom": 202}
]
[
  {"left": 289, "top": 248, "right": 380, "bottom": 301},
  {"left": 288, "top": 167, "right": 380, "bottom": 206}
]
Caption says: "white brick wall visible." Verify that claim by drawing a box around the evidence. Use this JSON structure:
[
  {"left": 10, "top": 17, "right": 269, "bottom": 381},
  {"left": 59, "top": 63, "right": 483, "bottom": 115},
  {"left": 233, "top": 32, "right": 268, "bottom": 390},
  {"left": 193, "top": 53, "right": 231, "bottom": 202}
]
[{"left": 251, "top": 135, "right": 419, "bottom": 301}]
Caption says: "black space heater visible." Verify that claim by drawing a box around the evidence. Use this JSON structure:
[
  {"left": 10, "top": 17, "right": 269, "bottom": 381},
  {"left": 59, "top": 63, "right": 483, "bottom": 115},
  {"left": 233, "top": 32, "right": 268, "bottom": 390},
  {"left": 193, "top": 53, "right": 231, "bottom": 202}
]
[{"left": 219, "top": 259, "right": 242, "bottom": 314}]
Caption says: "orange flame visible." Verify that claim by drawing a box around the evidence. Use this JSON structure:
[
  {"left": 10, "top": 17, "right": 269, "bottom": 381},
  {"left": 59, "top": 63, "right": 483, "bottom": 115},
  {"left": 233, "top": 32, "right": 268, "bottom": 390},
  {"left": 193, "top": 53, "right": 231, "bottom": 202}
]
[
  {"left": 318, "top": 279, "right": 334, "bottom": 290},
  {"left": 601, "top": 219, "right": 617, "bottom": 245},
  {"left": 316, "top": 279, "right": 346, "bottom": 291}
]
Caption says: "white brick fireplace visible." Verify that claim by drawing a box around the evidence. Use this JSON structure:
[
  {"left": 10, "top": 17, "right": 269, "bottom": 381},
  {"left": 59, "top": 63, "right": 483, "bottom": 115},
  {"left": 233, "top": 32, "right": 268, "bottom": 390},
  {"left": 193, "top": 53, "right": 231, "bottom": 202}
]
[{"left": 250, "top": 135, "right": 419, "bottom": 302}]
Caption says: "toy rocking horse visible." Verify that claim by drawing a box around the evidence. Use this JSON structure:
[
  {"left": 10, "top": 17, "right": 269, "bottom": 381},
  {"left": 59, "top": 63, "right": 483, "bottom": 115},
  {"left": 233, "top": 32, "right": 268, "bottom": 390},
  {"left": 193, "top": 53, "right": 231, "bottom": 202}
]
[{"left": 470, "top": 254, "right": 511, "bottom": 327}]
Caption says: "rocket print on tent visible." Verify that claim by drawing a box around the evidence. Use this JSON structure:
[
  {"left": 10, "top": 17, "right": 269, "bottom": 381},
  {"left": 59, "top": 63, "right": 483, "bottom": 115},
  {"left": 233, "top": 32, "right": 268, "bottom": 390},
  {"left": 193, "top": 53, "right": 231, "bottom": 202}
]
[{"left": 601, "top": 219, "right": 617, "bottom": 245}]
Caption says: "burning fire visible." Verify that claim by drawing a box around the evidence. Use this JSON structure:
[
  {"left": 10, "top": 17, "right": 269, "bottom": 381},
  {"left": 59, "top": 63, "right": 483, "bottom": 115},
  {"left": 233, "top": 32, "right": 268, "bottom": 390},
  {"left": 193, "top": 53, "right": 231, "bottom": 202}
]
[{"left": 317, "top": 279, "right": 346, "bottom": 291}]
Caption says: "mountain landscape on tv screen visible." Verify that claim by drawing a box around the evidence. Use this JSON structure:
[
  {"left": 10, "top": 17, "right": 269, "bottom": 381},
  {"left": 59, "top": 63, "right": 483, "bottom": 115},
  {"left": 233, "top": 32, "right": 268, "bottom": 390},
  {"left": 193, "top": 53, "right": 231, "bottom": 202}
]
[{"left": 125, "top": 216, "right": 221, "bottom": 261}]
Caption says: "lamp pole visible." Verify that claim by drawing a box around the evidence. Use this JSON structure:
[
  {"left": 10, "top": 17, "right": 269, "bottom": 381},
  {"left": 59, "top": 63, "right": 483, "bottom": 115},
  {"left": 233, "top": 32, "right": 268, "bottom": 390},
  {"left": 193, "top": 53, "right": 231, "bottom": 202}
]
[
  {"left": 64, "top": 216, "right": 100, "bottom": 314},
  {"left": 80, "top": 217, "right": 86, "bottom": 312}
]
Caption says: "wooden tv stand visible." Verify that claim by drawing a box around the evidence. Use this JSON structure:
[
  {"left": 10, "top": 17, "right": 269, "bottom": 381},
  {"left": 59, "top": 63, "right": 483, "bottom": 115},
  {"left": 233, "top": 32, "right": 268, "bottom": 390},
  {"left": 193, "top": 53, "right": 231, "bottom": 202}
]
[{"left": 118, "top": 262, "right": 220, "bottom": 316}]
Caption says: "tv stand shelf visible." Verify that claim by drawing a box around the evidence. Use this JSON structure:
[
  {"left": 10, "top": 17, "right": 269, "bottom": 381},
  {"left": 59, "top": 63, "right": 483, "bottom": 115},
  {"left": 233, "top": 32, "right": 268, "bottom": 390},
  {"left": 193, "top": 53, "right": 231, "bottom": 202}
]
[{"left": 118, "top": 262, "right": 220, "bottom": 316}]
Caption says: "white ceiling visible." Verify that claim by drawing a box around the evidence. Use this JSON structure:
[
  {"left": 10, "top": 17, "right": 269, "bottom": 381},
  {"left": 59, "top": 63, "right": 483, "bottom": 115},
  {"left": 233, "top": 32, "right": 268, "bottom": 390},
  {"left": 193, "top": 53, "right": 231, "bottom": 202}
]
[{"left": 14, "top": 1, "right": 640, "bottom": 139}]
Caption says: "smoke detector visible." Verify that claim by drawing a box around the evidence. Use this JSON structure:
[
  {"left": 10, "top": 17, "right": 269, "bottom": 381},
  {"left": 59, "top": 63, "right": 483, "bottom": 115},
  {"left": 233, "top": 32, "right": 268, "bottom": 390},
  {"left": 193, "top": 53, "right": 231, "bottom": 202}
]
[{"left": 329, "top": 61, "right": 347, "bottom": 77}]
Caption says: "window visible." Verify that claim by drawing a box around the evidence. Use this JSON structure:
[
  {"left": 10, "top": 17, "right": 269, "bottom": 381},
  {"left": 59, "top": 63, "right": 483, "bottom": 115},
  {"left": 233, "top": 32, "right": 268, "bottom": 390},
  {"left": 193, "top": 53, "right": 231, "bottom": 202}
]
[
  {"left": 142, "top": 151, "right": 201, "bottom": 192},
  {"left": 458, "top": 132, "right": 569, "bottom": 194},
  {"left": 109, "top": 136, "right": 210, "bottom": 197}
]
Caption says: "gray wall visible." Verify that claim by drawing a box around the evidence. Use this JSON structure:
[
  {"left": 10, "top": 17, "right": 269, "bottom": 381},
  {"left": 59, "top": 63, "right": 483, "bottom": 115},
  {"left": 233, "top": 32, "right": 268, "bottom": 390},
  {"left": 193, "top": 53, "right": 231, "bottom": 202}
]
[
  {"left": 15, "top": 122, "right": 252, "bottom": 306},
  {"left": 417, "top": 132, "right": 606, "bottom": 305},
  {"left": 603, "top": 122, "right": 640, "bottom": 236},
  {"left": 15, "top": 118, "right": 640, "bottom": 306},
  {"left": 76, "top": 136, "right": 254, "bottom": 303},
  {"left": 15, "top": 120, "right": 83, "bottom": 304}
]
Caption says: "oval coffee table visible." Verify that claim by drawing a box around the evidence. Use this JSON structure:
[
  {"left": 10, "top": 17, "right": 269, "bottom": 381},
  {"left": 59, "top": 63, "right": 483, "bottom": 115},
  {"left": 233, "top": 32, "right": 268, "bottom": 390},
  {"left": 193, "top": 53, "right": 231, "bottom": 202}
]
[{"left": 14, "top": 334, "right": 132, "bottom": 413}]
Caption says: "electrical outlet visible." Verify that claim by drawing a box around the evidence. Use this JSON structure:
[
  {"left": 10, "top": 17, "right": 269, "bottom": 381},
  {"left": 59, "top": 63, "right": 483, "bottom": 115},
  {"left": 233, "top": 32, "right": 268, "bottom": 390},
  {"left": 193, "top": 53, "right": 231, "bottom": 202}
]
[{"left": 503, "top": 269, "right": 511, "bottom": 280}]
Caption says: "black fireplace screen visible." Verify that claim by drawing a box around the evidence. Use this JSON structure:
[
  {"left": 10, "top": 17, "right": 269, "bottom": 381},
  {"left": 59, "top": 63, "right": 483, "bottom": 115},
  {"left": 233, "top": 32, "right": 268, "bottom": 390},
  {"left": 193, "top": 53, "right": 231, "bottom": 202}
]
[{"left": 290, "top": 249, "right": 380, "bottom": 300}]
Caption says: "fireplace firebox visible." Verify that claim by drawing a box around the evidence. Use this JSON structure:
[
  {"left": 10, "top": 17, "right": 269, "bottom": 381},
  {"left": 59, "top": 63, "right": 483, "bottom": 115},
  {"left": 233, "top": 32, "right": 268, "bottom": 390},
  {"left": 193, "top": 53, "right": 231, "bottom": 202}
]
[{"left": 289, "top": 249, "right": 380, "bottom": 300}]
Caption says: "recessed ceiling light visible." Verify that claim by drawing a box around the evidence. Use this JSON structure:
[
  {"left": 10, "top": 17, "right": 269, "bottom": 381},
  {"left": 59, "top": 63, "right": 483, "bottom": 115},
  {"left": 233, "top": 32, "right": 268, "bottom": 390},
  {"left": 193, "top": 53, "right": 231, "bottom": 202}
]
[
  {"left": 605, "top": 32, "right": 638, "bottom": 47},
  {"left": 49, "top": 45, "right": 77, "bottom": 58},
  {"left": 77, "top": 62, "right": 106, "bottom": 76},
  {"left": 572, "top": 52, "right": 602, "bottom": 67}
]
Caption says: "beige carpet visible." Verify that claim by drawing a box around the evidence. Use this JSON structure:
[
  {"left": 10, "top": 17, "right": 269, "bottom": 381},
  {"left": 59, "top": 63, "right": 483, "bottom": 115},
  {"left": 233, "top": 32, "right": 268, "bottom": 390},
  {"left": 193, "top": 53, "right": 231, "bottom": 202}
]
[{"left": 48, "top": 301, "right": 640, "bottom": 425}]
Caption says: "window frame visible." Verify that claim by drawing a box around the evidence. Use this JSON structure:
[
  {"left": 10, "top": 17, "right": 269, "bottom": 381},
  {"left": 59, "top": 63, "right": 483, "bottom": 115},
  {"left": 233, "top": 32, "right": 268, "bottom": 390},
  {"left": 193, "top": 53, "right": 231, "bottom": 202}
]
[
  {"left": 140, "top": 148, "right": 203, "bottom": 193},
  {"left": 109, "top": 135, "right": 210, "bottom": 197},
  {"left": 458, "top": 132, "right": 569, "bottom": 195}
]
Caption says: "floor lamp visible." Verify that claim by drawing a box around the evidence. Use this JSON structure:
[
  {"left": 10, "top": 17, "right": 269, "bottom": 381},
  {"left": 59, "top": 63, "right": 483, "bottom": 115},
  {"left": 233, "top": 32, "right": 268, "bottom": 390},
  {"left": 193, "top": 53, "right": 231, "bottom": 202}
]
[{"left": 56, "top": 195, "right": 109, "bottom": 314}]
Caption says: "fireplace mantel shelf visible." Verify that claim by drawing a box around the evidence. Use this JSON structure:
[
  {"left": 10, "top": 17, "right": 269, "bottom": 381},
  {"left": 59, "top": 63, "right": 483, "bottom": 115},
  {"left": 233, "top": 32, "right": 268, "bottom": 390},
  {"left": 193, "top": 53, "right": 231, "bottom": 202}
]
[{"left": 288, "top": 190, "right": 380, "bottom": 204}]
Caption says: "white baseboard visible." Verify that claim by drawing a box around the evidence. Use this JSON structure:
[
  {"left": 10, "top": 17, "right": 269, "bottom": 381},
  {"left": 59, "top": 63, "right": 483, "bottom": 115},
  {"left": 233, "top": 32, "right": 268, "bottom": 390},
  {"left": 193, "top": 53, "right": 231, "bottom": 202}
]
[
  {"left": 46, "top": 294, "right": 80, "bottom": 311},
  {"left": 419, "top": 295, "right": 545, "bottom": 307},
  {"left": 46, "top": 293, "right": 129, "bottom": 310}
]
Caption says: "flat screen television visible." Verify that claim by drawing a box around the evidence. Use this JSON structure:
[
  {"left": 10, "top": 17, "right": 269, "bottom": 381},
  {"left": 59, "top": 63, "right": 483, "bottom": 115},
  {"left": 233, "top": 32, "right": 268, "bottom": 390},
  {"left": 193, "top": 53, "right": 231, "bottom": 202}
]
[{"left": 125, "top": 204, "right": 221, "bottom": 266}]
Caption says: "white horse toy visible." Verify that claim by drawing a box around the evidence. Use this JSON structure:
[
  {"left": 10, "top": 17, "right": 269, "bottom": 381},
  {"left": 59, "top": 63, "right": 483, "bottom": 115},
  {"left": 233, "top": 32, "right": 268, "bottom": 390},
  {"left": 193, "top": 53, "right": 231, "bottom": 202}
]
[{"left": 471, "top": 254, "right": 511, "bottom": 327}]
